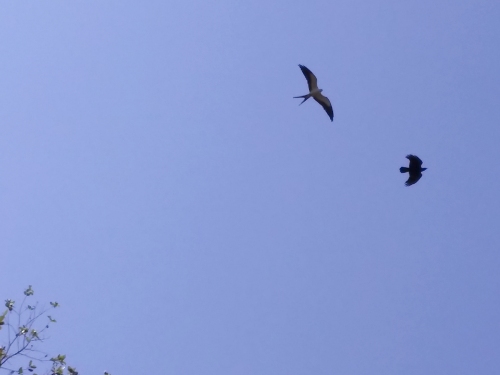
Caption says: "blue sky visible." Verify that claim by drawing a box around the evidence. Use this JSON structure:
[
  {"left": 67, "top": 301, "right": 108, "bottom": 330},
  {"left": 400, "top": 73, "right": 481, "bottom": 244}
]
[{"left": 1, "top": 1, "right": 500, "bottom": 374}]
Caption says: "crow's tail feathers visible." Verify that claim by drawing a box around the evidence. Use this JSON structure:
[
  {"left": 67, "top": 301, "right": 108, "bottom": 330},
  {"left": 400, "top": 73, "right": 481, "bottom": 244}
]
[{"left": 400, "top": 167, "right": 409, "bottom": 173}]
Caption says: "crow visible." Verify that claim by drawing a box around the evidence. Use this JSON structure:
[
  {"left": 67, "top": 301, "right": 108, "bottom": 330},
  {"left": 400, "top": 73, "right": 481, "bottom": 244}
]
[{"left": 400, "top": 155, "right": 427, "bottom": 186}]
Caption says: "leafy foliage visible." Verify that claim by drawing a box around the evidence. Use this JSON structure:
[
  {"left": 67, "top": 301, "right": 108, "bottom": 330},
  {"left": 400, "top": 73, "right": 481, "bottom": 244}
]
[{"left": 0, "top": 287, "right": 111, "bottom": 375}]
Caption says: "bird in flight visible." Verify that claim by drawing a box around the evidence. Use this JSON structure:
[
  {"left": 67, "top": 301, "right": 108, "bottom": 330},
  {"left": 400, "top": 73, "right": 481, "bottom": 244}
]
[
  {"left": 294, "top": 64, "right": 334, "bottom": 122},
  {"left": 400, "top": 155, "right": 427, "bottom": 186}
]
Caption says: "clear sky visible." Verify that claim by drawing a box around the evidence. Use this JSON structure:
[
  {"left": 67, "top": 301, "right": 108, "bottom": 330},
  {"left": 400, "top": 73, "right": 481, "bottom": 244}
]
[{"left": 1, "top": 1, "right": 500, "bottom": 374}]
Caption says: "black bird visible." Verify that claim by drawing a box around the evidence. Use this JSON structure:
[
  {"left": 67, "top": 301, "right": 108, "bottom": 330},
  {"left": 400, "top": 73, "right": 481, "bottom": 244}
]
[{"left": 400, "top": 155, "right": 427, "bottom": 186}]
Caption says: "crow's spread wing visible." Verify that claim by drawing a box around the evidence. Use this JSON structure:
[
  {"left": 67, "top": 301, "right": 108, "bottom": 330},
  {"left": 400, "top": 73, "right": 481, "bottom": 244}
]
[
  {"left": 405, "top": 172, "right": 422, "bottom": 186},
  {"left": 406, "top": 154, "right": 423, "bottom": 169}
]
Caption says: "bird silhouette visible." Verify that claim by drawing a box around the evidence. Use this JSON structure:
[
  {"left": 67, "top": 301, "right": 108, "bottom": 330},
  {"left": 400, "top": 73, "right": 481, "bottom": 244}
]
[{"left": 400, "top": 155, "right": 427, "bottom": 186}]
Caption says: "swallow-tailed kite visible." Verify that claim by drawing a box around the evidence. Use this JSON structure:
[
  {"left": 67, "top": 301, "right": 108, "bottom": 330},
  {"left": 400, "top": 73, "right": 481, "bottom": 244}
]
[
  {"left": 400, "top": 155, "right": 427, "bottom": 186},
  {"left": 294, "top": 64, "right": 334, "bottom": 122}
]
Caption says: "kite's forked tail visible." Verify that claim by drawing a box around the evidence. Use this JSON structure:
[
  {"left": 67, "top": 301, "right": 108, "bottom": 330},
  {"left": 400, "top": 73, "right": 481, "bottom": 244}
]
[{"left": 293, "top": 94, "right": 311, "bottom": 105}]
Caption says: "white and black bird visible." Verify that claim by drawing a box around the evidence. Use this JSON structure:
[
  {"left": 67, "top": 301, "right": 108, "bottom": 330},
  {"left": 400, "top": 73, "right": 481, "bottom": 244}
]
[{"left": 294, "top": 64, "right": 334, "bottom": 122}]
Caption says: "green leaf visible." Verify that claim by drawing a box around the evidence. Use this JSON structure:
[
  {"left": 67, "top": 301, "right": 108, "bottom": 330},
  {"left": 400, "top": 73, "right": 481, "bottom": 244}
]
[
  {"left": 24, "top": 286, "right": 34, "bottom": 296},
  {"left": 18, "top": 367, "right": 23, "bottom": 375},
  {"left": 5, "top": 299, "right": 15, "bottom": 311},
  {"left": 30, "top": 329, "right": 39, "bottom": 339},
  {"left": 68, "top": 366, "right": 78, "bottom": 375},
  {"left": 29, "top": 360, "right": 37, "bottom": 369},
  {"left": 50, "top": 354, "right": 66, "bottom": 364},
  {"left": 47, "top": 316, "right": 57, "bottom": 323},
  {"left": 50, "top": 302, "right": 59, "bottom": 308},
  {"left": 0, "top": 309, "right": 7, "bottom": 329}
]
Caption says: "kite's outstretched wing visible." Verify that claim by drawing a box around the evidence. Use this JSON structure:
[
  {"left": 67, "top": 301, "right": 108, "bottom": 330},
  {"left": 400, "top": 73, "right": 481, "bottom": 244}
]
[
  {"left": 298, "top": 65, "right": 318, "bottom": 92},
  {"left": 313, "top": 94, "right": 334, "bottom": 122}
]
